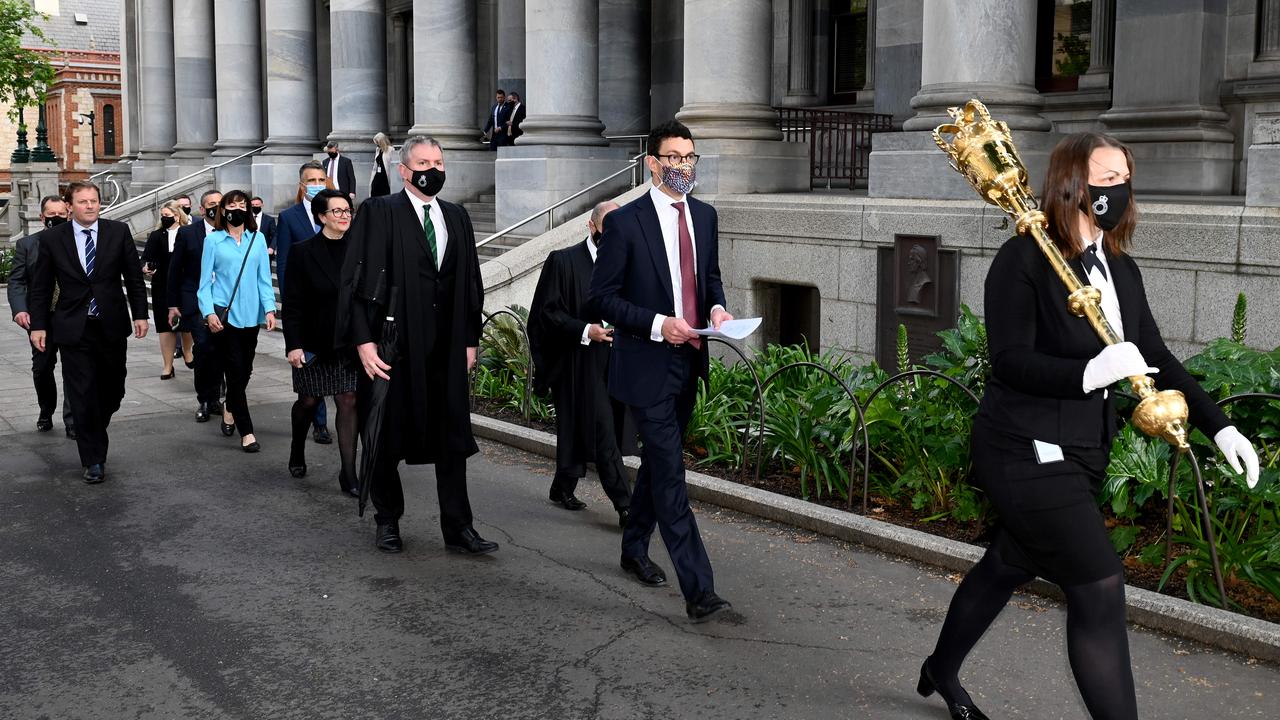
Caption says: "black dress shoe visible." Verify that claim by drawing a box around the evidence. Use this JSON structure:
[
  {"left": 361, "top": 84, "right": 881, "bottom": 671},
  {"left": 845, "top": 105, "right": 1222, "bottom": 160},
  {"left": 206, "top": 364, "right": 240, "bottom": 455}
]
[
  {"left": 65, "top": 426, "right": 77, "bottom": 440},
  {"left": 82, "top": 464, "right": 106, "bottom": 484},
  {"left": 209, "top": 401, "right": 223, "bottom": 416},
  {"left": 184, "top": 359, "right": 196, "bottom": 369},
  {"left": 289, "top": 463, "right": 307, "bottom": 478},
  {"left": 917, "top": 657, "right": 991, "bottom": 720},
  {"left": 161, "top": 370, "right": 176, "bottom": 380},
  {"left": 312, "top": 425, "right": 333, "bottom": 444},
  {"left": 549, "top": 489, "right": 587, "bottom": 511},
  {"left": 375, "top": 522, "right": 403, "bottom": 553},
  {"left": 195, "top": 403, "right": 211, "bottom": 423},
  {"left": 242, "top": 441, "right": 260, "bottom": 453},
  {"left": 685, "top": 591, "right": 732, "bottom": 623},
  {"left": 221, "top": 420, "right": 236, "bottom": 437},
  {"left": 620, "top": 555, "right": 667, "bottom": 586},
  {"left": 617, "top": 508, "right": 630, "bottom": 529},
  {"left": 36, "top": 416, "right": 53, "bottom": 432},
  {"left": 445, "top": 527, "right": 499, "bottom": 555}
]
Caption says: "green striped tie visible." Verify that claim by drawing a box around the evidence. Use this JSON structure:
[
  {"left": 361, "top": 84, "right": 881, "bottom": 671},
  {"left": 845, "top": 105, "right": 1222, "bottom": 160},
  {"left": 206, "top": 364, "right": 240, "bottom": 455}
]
[{"left": 422, "top": 204, "right": 438, "bottom": 268}]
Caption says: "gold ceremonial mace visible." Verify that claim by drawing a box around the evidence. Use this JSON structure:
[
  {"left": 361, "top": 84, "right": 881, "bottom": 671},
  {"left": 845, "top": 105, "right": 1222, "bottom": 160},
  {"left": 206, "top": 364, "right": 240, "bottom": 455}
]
[{"left": 931, "top": 100, "right": 1191, "bottom": 450}]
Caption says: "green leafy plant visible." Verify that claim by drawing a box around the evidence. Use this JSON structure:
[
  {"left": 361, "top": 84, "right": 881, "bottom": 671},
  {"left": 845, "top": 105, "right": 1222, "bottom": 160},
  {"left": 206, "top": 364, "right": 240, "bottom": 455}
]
[
  {"left": 0, "top": 246, "right": 15, "bottom": 283},
  {"left": 0, "top": 1, "right": 57, "bottom": 124},
  {"left": 1231, "top": 293, "right": 1247, "bottom": 344}
]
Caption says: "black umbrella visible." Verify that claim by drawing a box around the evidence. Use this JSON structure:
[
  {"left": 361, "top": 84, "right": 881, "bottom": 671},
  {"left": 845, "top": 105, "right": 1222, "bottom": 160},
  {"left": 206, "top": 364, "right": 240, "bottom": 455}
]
[{"left": 358, "top": 286, "right": 399, "bottom": 518}]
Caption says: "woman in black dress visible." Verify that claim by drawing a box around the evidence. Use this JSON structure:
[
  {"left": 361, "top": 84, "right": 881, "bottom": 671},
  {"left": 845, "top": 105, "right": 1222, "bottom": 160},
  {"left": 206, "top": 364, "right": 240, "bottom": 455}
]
[
  {"left": 918, "top": 133, "right": 1261, "bottom": 720},
  {"left": 141, "top": 200, "right": 192, "bottom": 379},
  {"left": 370, "top": 132, "right": 393, "bottom": 198},
  {"left": 283, "top": 189, "right": 360, "bottom": 496}
]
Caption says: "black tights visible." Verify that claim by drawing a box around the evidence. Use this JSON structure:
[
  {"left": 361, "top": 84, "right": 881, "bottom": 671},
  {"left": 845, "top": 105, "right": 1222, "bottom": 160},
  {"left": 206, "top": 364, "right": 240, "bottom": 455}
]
[
  {"left": 928, "top": 548, "right": 1138, "bottom": 720},
  {"left": 291, "top": 392, "right": 357, "bottom": 481}
]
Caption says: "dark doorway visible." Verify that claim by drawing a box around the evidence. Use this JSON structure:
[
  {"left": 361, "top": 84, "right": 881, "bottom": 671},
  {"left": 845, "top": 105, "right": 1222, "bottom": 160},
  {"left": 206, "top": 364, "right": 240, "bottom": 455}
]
[
  {"left": 102, "top": 104, "right": 116, "bottom": 158},
  {"left": 829, "top": 1, "right": 870, "bottom": 104},
  {"left": 757, "top": 281, "right": 821, "bottom": 351}
]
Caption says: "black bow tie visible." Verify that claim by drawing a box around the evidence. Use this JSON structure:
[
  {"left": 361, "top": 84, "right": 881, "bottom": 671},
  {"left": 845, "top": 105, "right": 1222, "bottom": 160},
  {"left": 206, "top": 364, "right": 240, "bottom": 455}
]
[{"left": 1082, "top": 242, "right": 1108, "bottom": 281}]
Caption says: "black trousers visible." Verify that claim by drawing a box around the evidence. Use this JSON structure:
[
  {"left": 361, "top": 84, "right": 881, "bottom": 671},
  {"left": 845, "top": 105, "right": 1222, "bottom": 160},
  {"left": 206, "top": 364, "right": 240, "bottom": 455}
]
[
  {"left": 370, "top": 451, "right": 474, "bottom": 539},
  {"left": 550, "top": 383, "right": 631, "bottom": 512},
  {"left": 620, "top": 346, "right": 714, "bottom": 603},
  {"left": 31, "top": 342, "right": 74, "bottom": 428},
  {"left": 212, "top": 325, "right": 259, "bottom": 437},
  {"left": 59, "top": 318, "right": 127, "bottom": 466},
  {"left": 182, "top": 306, "right": 223, "bottom": 405}
]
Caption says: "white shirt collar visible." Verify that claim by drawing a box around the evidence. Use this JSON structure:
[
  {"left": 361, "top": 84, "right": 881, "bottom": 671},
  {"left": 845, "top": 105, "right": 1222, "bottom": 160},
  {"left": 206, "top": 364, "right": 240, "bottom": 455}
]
[
  {"left": 204, "top": 220, "right": 217, "bottom": 235},
  {"left": 649, "top": 182, "right": 687, "bottom": 208},
  {"left": 73, "top": 218, "right": 99, "bottom": 236},
  {"left": 586, "top": 234, "right": 598, "bottom": 262}
]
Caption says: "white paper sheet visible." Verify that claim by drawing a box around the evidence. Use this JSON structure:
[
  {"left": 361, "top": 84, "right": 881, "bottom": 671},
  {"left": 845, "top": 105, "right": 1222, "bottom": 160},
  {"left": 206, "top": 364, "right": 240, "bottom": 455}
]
[{"left": 691, "top": 317, "right": 762, "bottom": 340}]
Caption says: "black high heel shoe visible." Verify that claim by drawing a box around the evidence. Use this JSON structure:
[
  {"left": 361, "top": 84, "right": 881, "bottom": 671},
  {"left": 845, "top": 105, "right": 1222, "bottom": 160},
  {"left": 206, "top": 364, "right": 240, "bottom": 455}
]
[
  {"left": 338, "top": 470, "right": 359, "bottom": 498},
  {"left": 220, "top": 419, "right": 236, "bottom": 437},
  {"left": 289, "top": 462, "right": 307, "bottom": 478},
  {"left": 917, "top": 658, "right": 991, "bottom": 720}
]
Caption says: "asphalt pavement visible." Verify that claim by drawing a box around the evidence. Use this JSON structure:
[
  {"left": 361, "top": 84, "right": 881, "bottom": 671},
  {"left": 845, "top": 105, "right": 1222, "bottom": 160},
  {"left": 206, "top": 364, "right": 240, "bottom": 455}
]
[{"left": 0, "top": 297, "right": 1276, "bottom": 719}]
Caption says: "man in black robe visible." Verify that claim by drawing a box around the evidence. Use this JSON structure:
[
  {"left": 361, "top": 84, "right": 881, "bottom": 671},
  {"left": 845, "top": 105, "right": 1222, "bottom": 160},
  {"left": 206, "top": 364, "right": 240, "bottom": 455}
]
[
  {"left": 529, "top": 201, "right": 632, "bottom": 528},
  {"left": 336, "top": 135, "right": 496, "bottom": 556}
]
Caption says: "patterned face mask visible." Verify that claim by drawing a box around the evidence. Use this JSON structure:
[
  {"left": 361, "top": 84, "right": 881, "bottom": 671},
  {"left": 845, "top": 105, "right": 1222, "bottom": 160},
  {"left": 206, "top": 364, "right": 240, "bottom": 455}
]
[{"left": 660, "top": 162, "right": 697, "bottom": 195}]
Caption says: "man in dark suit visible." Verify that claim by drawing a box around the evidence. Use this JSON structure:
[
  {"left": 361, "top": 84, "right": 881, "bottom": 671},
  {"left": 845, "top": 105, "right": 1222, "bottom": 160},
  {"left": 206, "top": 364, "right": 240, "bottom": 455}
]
[
  {"left": 8, "top": 195, "right": 75, "bottom": 437},
  {"left": 506, "top": 92, "right": 526, "bottom": 142},
  {"left": 588, "top": 120, "right": 734, "bottom": 623},
  {"left": 528, "top": 200, "right": 631, "bottom": 527},
  {"left": 482, "top": 89, "right": 512, "bottom": 150},
  {"left": 337, "top": 134, "right": 494, "bottom": 556},
  {"left": 276, "top": 160, "right": 333, "bottom": 444},
  {"left": 324, "top": 141, "right": 357, "bottom": 203},
  {"left": 251, "top": 196, "right": 276, "bottom": 253},
  {"left": 167, "top": 189, "right": 224, "bottom": 422},
  {"left": 29, "top": 181, "right": 149, "bottom": 484}
]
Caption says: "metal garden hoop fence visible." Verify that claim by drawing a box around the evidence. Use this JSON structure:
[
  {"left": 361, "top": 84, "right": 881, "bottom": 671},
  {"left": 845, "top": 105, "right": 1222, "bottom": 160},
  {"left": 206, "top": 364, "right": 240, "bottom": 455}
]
[
  {"left": 704, "top": 338, "right": 767, "bottom": 484},
  {"left": 476, "top": 309, "right": 535, "bottom": 421}
]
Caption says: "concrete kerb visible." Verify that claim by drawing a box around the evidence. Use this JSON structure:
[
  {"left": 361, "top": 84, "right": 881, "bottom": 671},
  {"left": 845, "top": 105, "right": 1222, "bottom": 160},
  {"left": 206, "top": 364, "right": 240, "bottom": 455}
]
[{"left": 470, "top": 413, "right": 1280, "bottom": 663}]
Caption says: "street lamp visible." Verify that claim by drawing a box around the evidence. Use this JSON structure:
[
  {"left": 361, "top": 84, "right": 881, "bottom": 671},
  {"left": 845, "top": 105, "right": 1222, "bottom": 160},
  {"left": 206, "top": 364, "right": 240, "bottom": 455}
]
[{"left": 77, "top": 110, "right": 97, "bottom": 164}]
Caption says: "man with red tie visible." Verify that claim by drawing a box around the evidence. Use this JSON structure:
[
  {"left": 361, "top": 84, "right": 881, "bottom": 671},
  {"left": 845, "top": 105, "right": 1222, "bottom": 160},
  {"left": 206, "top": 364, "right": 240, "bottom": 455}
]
[{"left": 588, "top": 120, "right": 734, "bottom": 623}]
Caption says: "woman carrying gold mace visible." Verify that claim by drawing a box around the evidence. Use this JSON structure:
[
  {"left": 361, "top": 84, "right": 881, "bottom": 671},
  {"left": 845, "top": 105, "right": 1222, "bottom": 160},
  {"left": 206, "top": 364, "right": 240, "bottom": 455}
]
[{"left": 919, "top": 113, "right": 1260, "bottom": 719}]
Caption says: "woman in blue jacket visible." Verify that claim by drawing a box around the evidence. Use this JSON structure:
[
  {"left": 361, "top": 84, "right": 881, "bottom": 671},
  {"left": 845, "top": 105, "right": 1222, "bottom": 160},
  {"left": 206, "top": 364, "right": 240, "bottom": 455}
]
[{"left": 199, "top": 189, "right": 277, "bottom": 452}]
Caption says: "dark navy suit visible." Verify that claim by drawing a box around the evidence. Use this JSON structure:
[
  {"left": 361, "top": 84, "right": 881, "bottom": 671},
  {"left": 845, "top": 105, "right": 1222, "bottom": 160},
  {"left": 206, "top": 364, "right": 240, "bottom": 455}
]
[
  {"left": 167, "top": 220, "right": 223, "bottom": 406},
  {"left": 587, "top": 189, "right": 726, "bottom": 603}
]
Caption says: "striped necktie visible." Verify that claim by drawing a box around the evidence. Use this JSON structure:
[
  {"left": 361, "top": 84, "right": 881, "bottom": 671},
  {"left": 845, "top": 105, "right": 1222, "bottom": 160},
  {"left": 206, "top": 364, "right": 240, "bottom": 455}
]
[
  {"left": 422, "top": 204, "right": 438, "bottom": 269},
  {"left": 83, "top": 228, "right": 99, "bottom": 317}
]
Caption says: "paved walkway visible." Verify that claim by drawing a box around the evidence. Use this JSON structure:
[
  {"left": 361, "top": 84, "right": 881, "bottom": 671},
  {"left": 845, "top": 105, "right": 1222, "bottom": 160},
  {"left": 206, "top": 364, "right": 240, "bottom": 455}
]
[{"left": 1, "top": 295, "right": 1277, "bottom": 719}]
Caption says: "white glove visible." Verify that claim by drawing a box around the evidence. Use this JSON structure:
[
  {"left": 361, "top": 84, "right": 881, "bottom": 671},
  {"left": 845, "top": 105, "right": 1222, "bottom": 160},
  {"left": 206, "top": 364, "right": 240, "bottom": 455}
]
[
  {"left": 1082, "top": 342, "right": 1159, "bottom": 393},
  {"left": 1214, "top": 426, "right": 1260, "bottom": 489}
]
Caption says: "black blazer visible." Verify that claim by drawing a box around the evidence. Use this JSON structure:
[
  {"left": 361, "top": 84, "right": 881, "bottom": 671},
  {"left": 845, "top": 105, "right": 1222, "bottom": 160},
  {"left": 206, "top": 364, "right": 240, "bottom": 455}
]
[
  {"left": 283, "top": 232, "right": 349, "bottom": 359},
  {"left": 324, "top": 155, "right": 357, "bottom": 198},
  {"left": 587, "top": 191, "right": 726, "bottom": 408},
  {"left": 979, "top": 234, "right": 1230, "bottom": 448},
  {"left": 166, "top": 220, "right": 208, "bottom": 311},
  {"left": 509, "top": 103, "right": 526, "bottom": 139},
  {"left": 257, "top": 212, "right": 277, "bottom": 250},
  {"left": 140, "top": 228, "right": 175, "bottom": 283},
  {"left": 29, "top": 218, "right": 149, "bottom": 345},
  {"left": 6, "top": 230, "right": 44, "bottom": 316}
]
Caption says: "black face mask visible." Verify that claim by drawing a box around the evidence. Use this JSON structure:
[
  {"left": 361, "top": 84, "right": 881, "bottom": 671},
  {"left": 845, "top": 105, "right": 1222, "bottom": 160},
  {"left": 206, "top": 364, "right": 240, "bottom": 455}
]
[
  {"left": 179, "top": 206, "right": 192, "bottom": 216},
  {"left": 251, "top": 207, "right": 262, "bottom": 216},
  {"left": 43, "top": 216, "right": 67, "bottom": 229},
  {"left": 224, "top": 208, "right": 249, "bottom": 227},
  {"left": 408, "top": 167, "right": 446, "bottom": 197},
  {"left": 204, "top": 206, "right": 218, "bottom": 222},
  {"left": 161, "top": 216, "right": 176, "bottom": 229},
  {"left": 1087, "top": 183, "right": 1130, "bottom": 232},
  {"left": 327, "top": 151, "right": 338, "bottom": 159}
]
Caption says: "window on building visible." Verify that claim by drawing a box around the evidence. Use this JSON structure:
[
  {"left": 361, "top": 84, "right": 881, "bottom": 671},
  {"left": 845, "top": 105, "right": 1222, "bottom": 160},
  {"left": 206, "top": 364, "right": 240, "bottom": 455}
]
[
  {"left": 1036, "top": 0, "right": 1093, "bottom": 93},
  {"left": 102, "top": 104, "right": 116, "bottom": 157},
  {"left": 830, "top": 0, "right": 869, "bottom": 102}
]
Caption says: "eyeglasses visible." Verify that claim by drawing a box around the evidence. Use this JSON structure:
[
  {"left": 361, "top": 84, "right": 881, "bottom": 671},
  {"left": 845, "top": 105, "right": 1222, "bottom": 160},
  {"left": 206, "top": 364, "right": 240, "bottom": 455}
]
[
  {"left": 657, "top": 153, "right": 700, "bottom": 166},
  {"left": 324, "top": 208, "right": 354, "bottom": 218}
]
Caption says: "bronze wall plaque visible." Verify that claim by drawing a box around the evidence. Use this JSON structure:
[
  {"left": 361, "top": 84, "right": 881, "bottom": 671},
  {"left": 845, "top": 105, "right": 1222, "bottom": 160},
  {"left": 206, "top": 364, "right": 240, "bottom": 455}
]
[{"left": 876, "top": 235, "right": 958, "bottom": 369}]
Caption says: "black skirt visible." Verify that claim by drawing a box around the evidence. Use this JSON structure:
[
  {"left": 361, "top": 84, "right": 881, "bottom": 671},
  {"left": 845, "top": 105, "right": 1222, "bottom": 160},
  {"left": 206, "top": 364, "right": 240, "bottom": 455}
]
[
  {"left": 292, "top": 357, "right": 359, "bottom": 397},
  {"left": 970, "top": 417, "right": 1122, "bottom": 586}
]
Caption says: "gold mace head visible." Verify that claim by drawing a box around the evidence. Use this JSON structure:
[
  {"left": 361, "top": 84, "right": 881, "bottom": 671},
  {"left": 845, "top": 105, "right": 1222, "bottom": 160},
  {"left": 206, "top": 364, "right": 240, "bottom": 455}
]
[
  {"left": 1129, "top": 378, "right": 1191, "bottom": 450},
  {"left": 932, "top": 99, "right": 1036, "bottom": 216}
]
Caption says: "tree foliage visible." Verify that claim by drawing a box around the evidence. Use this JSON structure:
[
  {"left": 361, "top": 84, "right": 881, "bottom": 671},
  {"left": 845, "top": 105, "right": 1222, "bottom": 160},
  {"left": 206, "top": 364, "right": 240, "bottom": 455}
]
[{"left": 0, "top": 1, "right": 57, "bottom": 125}]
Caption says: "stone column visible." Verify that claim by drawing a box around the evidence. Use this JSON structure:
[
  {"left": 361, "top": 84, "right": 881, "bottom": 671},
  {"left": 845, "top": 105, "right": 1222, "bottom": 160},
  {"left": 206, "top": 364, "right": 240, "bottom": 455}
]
[
  {"left": 599, "top": 0, "right": 651, "bottom": 136},
  {"left": 387, "top": 13, "right": 412, "bottom": 133},
  {"left": 211, "top": 0, "right": 264, "bottom": 189},
  {"left": 1258, "top": 0, "right": 1280, "bottom": 61},
  {"left": 119, "top": 0, "right": 142, "bottom": 161},
  {"left": 252, "top": 0, "right": 321, "bottom": 210},
  {"left": 1246, "top": 112, "right": 1280, "bottom": 206},
  {"left": 785, "top": 0, "right": 817, "bottom": 102},
  {"left": 130, "top": 0, "right": 177, "bottom": 189},
  {"left": 873, "top": 0, "right": 923, "bottom": 127},
  {"left": 1099, "top": 1, "right": 1233, "bottom": 194},
  {"left": 495, "top": 0, "right": 627, "bottom": 229},
  {"left": 328, "top": 0, "right": 388, "bottom": 199},
  {"left": 870, "top": 0, "right": 1055, "bottom": 199},
  {"left": 497, "top": 0, "right": 526, "bottom": 99},
  {"left": 1078, "top": 0, "right": 1114, "bottom": 91},
  {"left": 167, "top": 0, "right": 218, "bottom": 180},
  {"left": 650, "top": 0, "right": 684, "bottom": 125},
  {"left": 410, "top": 0, "right": 493, "bottom": 203},
  {"left": 674, "top": 0, "right": 808, "bottom": 194}
]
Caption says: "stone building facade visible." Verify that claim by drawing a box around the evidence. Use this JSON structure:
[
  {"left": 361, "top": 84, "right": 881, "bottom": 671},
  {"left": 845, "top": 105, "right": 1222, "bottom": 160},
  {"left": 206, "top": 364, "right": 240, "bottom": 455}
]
[{"left": 115, "top": 0, "right": 1280, "bottom": 356}]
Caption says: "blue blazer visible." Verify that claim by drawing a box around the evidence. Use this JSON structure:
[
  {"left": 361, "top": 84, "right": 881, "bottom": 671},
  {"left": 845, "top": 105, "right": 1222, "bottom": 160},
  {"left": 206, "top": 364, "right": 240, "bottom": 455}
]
[
  {"left": 587, "top": 190, "right": 726, "bottom": 408},
  {"left": 274, "top": 202, "right": 318, "bottom": 300}
]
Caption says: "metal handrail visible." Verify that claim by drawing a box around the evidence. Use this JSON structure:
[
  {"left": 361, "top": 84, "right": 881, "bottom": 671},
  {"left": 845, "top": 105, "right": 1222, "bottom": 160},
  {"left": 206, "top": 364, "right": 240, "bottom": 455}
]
[
  {"left": 101, "top": 145, "right": 267, "bottom": 219},
  {"left": 476, "top": 151, "right": 645, "bottom": 249}
]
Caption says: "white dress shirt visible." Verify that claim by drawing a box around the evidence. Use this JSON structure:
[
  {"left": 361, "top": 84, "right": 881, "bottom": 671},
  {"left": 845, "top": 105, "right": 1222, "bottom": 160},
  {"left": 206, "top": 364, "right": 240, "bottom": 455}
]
[
  {"left": 167, "top": 226, "right": 180, "bottom": 253},
  {"left": 72, "top": 219, "right": 101, "bottom": 273},
  {"left": 646, "top": 183, "right": 724, "bottom": 342},
  {"left": 1082, "top": 231, "right": 1123, "bottom": 340},
  {"left": 204, "top": 219, "right": 218, "bottom": 237},
  {"left": 403, "top": 187, "right": 449, "bottom": 269},
  {"left": 580, "top": 234, "right": 599, "bottom": 346}
]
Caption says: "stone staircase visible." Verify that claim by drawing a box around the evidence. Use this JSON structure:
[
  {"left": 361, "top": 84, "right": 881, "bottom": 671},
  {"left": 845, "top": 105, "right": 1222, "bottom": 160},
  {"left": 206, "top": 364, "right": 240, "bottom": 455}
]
[{"left": 465, "top": 192, "right": 534, "bottom": 262}]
